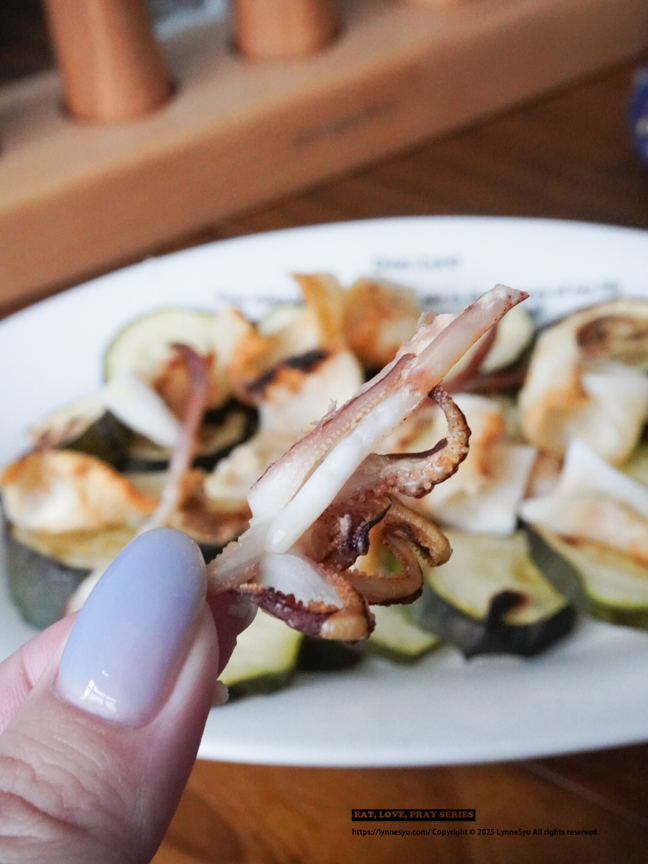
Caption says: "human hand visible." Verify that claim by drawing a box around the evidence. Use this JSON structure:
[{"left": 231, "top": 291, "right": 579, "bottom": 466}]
[{"left": 0, "top": 528, "right": 254, "bottom": 864}]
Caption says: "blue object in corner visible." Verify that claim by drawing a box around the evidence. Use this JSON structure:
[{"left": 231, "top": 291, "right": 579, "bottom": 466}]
[{"left": 630, "top": 66, "right": 648, "bottom": 168}]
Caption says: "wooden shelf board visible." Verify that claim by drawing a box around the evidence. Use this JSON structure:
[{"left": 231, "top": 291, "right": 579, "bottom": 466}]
[{"left": 0, "top": 0, "right": 646, "bottom": 310}]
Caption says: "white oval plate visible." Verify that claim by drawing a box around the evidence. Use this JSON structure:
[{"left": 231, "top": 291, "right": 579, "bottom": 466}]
[{"left": 2, "top": 216, "right": 648, "bottom": 767}]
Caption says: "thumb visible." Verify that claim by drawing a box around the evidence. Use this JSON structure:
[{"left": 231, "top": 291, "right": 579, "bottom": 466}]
[{"left": 0, "top": 528, "right": 222, "bottom": 864}]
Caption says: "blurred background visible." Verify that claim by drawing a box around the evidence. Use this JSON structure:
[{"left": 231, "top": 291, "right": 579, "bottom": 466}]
[{"left": 0, "top": 0, "right": 647, "bottom": 317}]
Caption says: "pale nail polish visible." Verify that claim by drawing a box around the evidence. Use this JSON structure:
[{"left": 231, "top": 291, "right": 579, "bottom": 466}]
[{"left": 57, "top": 528, "right": 206, "bottom": 725}]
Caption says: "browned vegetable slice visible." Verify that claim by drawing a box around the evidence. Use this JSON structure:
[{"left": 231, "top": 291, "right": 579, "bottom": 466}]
[{"left": 412, "top": 530, "right": 575, "bottom": 657}]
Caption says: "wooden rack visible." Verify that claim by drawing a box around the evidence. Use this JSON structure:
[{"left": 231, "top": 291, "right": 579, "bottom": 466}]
[{"left": 0, "top": 0, "right": 646, "bottom": 312}]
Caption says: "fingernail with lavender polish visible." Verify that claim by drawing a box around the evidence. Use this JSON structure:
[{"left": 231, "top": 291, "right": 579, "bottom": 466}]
[{"left": 57, "top": 528, "right": 206, "bottom": 725}]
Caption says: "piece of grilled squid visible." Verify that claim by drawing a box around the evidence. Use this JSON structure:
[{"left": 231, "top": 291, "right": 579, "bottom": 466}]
[
  {"left": 207, "top": 285, "right": 528, "bottom": 640},
  {"left": 519, "top": 299, "right": 648, "bottom": 465}
]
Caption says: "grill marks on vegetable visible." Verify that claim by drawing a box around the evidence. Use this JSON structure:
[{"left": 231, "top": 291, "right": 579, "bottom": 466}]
[{"left": 246, "top": 348, "right": 330, "bottom": 397}]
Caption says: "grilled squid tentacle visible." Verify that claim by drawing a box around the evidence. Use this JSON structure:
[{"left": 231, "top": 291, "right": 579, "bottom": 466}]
[
  {"left": 65, "top": 345, "right": 211, "bottom": 614},
  {"left": 343, "top": 499, "right": 452, "bottom": 605},
  {"left": 238, "top": 553, "right": 373, "bottom": 640},
  {"left": 444, "top": 324, "right": 498, "bottom": 392},
  {"left": 231, "top": 497, "right": 453, "bottom": 636},
  {"left": 340, "top": 385, "right": 470, "bottom": 502},
  {"left": 381, "top": 498, "right": 453, "bottom": 568},
  {"left": 207, "top": 286, "right": 529, "bottom": 640},
  {"left": 345, "top": 545, "right": 423, "bottom": 607},
  {"left": 303, "top": 497, "right": 393, "bottom": 570},
  {"left": 141, "top": 344, "right": 210, "bottom": 532}
]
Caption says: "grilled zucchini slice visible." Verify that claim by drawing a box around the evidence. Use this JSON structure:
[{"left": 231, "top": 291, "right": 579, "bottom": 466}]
[
  {"left": 297, "top": 636, "right": 363, "bottom": 671},
  {"left": 28, "top": 395, "right": 132, "bottom": 469},
  {"left": 368, "top": 604, "right": 440, "bottom": 662},
  {"left": 527, "top": 525, "right": 648, "bottom": 631},
  {"left": 3, "top": 521, "right": 135, "bottom": 629},
  {"left": 413, "top": 529, "right": 575, "bottom": 657},
  {"left": 104, "top": 308, "right": 216, "bottom": 383},
  {"left": 124, "top": 403, "right": 256, "bottom": 472},
  {"left": 220, "top": 610, "right": 303, "bottom": 697}
]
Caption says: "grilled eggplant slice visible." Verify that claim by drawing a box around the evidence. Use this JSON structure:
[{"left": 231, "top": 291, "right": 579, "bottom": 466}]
[{"left": 412, "top": 530, "right": 575, "bottom": 657}]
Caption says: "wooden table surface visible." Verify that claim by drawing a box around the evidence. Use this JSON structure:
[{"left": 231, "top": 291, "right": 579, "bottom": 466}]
[{"left": 3, "top": 5, "right": 648, "bottom": 863}]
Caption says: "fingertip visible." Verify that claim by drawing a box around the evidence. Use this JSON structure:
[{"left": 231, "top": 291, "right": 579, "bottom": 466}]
[
  {"left": 56, "top": 528, "right": 207, "bottom": 725},
  {"left": 207, "top": 591, "right": 257, "bottom": 674}
]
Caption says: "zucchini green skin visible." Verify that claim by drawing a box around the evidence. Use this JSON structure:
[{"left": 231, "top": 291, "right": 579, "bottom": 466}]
[
  {"left": 3, "top": 521, "right": 90, "bottom": 630},
  {"left": 31, "top": 399, "right": 133, "bottom": 470},
  {"left": 226, "top": 669, "right": 296, "bottom": 699},
  {"left": 123, "top": 401, "right": 258, "bottom": 473},
  {"left": 69, "top": 411, "right": 133, "bottom": 470},
  {"left": 585, "top": 602, "right": 648, "bottom": 631},
  {"left": 220, "top": 611, "right": 303, "bottom": 698},
  {"left": 297, "top": 606, "right": 441, "bottom": 669},
  {"left": 367, "top": 604, "right": 440, "bottom": 663},
  {"left": 297, "top": 636, "right": 364, "bottom": 671},
  {"left": 526, "top": 525, "right": 648, "bottom": 631},
  {"left": 410, "top": 529, "right": 577, "bottom": 658},
  {"left": 367, "top": 641, "right": 437, "bottom": 664},
  {"left": 103, "top": 307, "right": 217, "bottom": 384},
  {"left": 3, "top": 520, "right": 224, "bottom": 630},
  {"left": 413, "top": 585, "right": 575, "bottom": 658}
]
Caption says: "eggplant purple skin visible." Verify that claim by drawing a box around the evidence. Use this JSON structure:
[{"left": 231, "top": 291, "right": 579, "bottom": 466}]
[{"left": 412, "top": 585, "right": 576, "bottom": 659}]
